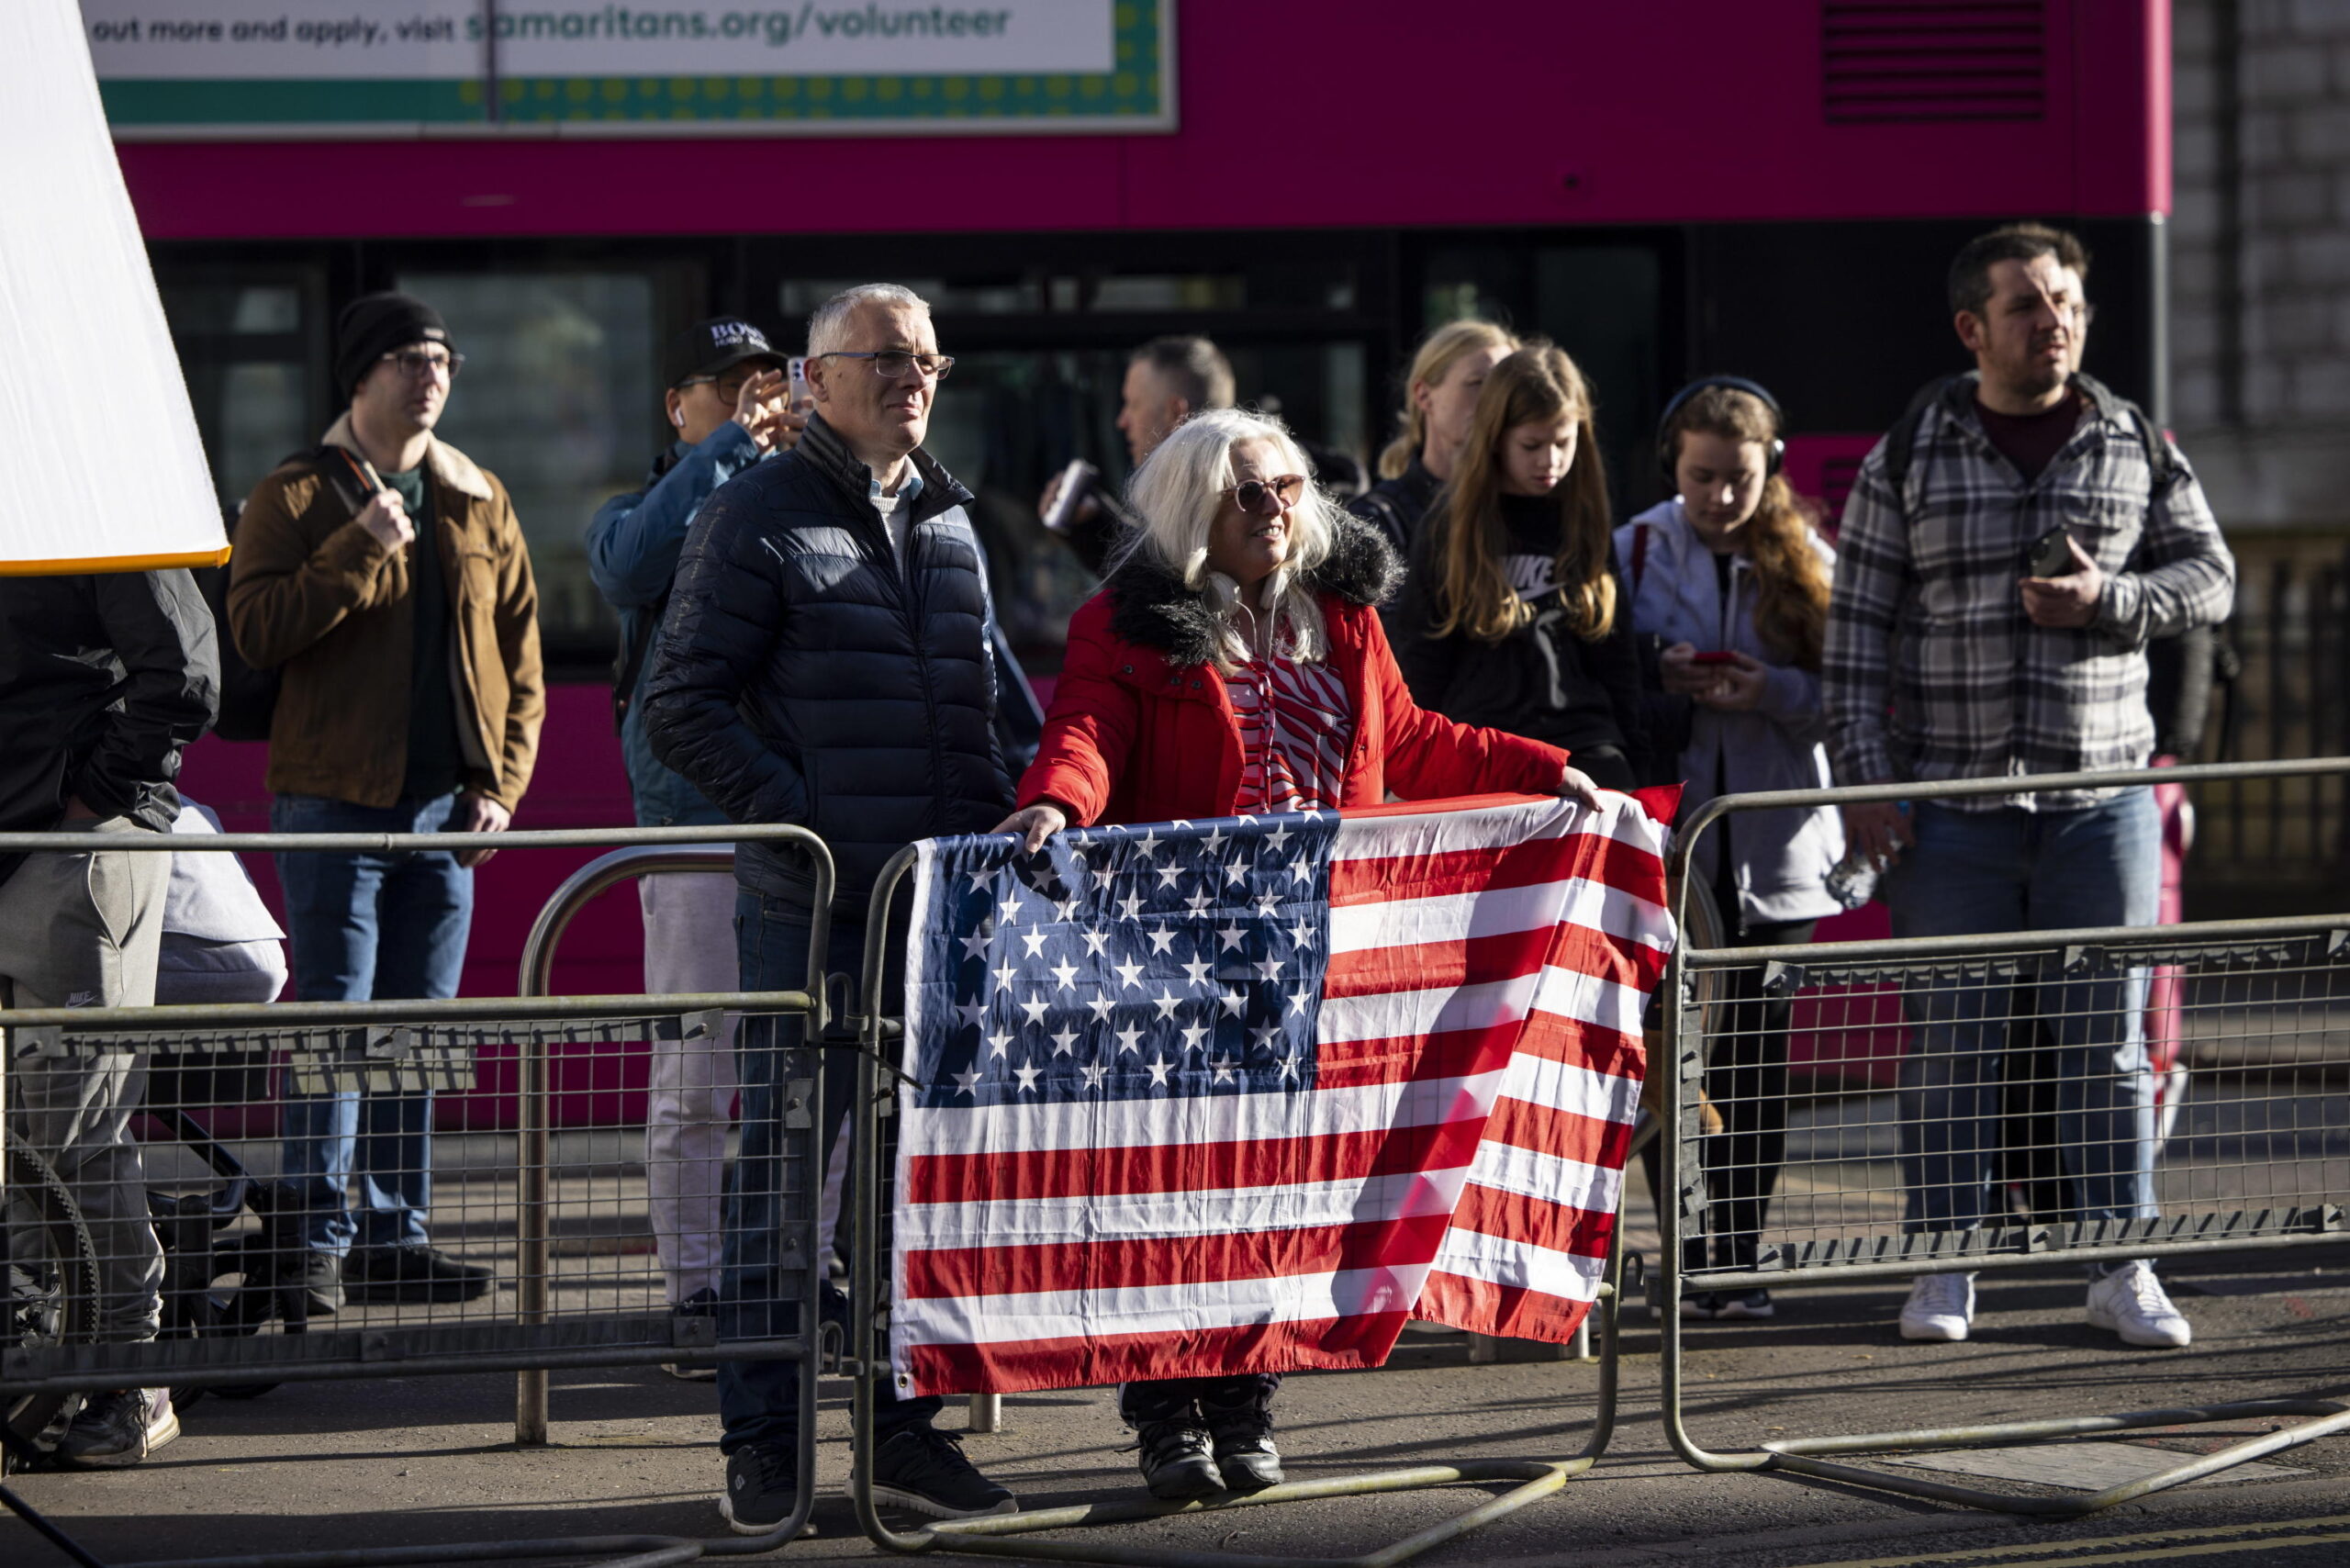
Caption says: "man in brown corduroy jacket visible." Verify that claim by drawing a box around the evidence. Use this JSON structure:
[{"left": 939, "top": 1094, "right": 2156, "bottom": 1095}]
[{"left": 228, "top": 291, "right": 543, "bottom": 1311}]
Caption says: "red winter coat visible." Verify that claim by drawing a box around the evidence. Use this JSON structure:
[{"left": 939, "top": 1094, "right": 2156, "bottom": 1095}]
[{"left": 1017, "top": 521, "right": 1570, "bottom": 826}]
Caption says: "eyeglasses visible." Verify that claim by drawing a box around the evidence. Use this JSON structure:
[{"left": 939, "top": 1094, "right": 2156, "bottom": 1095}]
[
  {"left": 677, "top": 369, "right": 770, "bottom": 403},
  {"left": 382, "top": 348, "right": 463, "bottom": 379},
  {"left": 817, "top": 350, "right": 955, "bottom": 382},
  {"left": 1223, "top": 476, "right": 1307, "bottom": 517}
]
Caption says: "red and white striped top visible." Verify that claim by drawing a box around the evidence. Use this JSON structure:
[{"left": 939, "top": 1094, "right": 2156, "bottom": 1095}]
[{"left": 1225, "top": 651, "right": 1353, "bottom": 813}]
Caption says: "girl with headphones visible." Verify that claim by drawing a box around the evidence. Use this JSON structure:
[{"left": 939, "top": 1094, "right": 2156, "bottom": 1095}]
[
  {"left": 1620, "top": 378, "right": 1842, "bottom": 1320},
  {"left": 1389, "top": 342, "right": 1643, "bottom": 790}
]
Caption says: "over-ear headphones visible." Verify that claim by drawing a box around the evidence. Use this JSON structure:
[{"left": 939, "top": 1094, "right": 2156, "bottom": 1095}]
[{"left": 1656, "top": 375, "right": 1785, "bottom": 483}]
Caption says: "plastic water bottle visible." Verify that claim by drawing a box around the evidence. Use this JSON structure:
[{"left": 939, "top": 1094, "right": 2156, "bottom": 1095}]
[
  {"left": 1824, "top": 801, "right": 1908, "bottom": 910},
  {"left": 1825, "top": 850, "right": 1881, "bottom": 911}
]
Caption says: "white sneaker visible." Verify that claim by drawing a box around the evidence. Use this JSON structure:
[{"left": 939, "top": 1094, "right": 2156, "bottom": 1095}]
[
  {"left": 1898, "top": 1272, "right": 1976, "bottom": 1341},
  {"left": 2087, "top": 1260, "right": 2192, "bottom": 1349}
]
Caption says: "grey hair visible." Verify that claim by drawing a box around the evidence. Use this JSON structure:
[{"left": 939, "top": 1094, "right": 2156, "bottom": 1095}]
[
  {"left": 1119, "top": 408, "right": 1337, "bottom": 666},
  {"left": 806, "top": 283, "right": 933, "bottom": 356}
]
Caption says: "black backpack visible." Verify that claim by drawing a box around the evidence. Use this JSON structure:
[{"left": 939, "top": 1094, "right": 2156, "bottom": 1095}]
[
  {"left": 1878, "top": 374, "right": 2234, "bottom": 761},
  {"left": 195, "top": 448, "right": 383, "bottom": 744}
]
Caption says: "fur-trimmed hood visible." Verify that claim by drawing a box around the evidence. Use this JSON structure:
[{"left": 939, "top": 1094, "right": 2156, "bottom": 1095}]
[{"left": 1102, "top": 514, "right": 1404, "bottom": 669}]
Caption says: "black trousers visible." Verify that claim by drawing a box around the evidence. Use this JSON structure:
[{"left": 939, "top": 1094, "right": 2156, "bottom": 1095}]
[
  {"left": 1643, "top": 854, "right": 1815, "bottom": 1275},
  {"left": 1120, "top": 1372, "right": 1282, "bottom": 1427},
  {"left": 1691, "top": 911, "right": 1813, "bottom": 1271}
]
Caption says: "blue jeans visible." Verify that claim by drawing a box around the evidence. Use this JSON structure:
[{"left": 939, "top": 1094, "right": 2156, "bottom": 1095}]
[
  {"left": 1880, "top": 790, "right": 2160, "bottom": 1235},
  {"left": 273, "top": 792, "right": 473, "bottom": 1255},
  {"left": 720, "top": 890, "right": 941, "bottom": 1455}
]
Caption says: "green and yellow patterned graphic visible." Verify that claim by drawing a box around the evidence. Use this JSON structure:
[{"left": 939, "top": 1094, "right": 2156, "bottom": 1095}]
[{"left": 100, "top": 0, "right": 1167, "bottom": 131}]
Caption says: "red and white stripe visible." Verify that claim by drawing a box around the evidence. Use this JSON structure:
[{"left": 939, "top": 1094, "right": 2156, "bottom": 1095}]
[{"left": 890, "top": 791, "right": 1673, "bottom": 1397}]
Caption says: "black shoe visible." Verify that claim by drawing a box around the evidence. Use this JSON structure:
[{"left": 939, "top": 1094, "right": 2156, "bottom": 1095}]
[
  {"left": 861, "top": 1425, "right": 1017, "bottom": 1518},
  {"left": 58, "top": 1389, "right": 179, "bottom": 1469},
  {"left": 343, "top": 1244, "right": 493, "bottom": 1305},
  {"left": 1199, "top": 1391, "right": 1283, "bottom": 1495},
  {"left": 299, "top": 1251, "right": 342, "bottom": 1316},
  {"left": 1135, "top": 1417, "right": 1222, "bottom": 1501},
  {"left": 720, "top": 1440, "right": 814, "bottom": 1537},
  {"left": 1713, "top": 1289, "right": 1774, "bottom": 1320},
  {"left": 1678, "top": 1291, "right": 1720, "bottom": 1320}
]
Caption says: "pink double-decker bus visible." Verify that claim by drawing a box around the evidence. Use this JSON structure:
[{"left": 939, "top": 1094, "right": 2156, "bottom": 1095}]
[{"left": 120, "top": 1, "right": 2173, "bottom": 1035}]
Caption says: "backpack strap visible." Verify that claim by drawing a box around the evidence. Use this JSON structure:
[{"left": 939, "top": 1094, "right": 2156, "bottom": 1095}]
[
  {"left": 1883, "top": 374, "right": 2178, "bottom": 517},
  {"left": 1881, "top": 375, "right": 1957, "bottom": 510},
  {"left": 275, "top": 443, "right": 383, "bottom": 518}
]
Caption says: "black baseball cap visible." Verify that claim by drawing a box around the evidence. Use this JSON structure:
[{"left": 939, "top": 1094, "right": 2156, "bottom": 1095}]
[{"left": 665, "top": 318, "right": 785, "bottom": 389}]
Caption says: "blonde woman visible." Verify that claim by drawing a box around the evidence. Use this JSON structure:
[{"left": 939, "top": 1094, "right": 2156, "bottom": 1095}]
[
  {"left": 1348, "top": 319, "right": 1517, "bottom": 555},
  {"left": 996, "top": 408, "right": 1599, "bottom": 1500},
  {"left": 1388, "top": 342, "right": 1643, "bottom": 790}
]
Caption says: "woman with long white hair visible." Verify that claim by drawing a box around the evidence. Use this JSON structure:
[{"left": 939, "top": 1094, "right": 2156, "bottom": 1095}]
[{"left": 994, "top": 407, "right": 1601, "bottom": 1500}]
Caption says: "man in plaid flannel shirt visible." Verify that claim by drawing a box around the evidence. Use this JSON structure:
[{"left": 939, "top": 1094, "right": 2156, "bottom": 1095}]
[{"left": 1823, "top": 224, "right": 2234, "bottom": 1351}]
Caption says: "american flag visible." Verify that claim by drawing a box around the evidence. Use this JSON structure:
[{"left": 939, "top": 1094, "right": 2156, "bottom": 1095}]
[{"left": 888, "top": 790, "right": 1678, "bottom": 1398}]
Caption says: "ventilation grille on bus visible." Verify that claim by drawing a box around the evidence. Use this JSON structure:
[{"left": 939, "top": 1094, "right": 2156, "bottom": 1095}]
[{"left": 1822, "top": 0, "right": 2047, "bottom": 123}]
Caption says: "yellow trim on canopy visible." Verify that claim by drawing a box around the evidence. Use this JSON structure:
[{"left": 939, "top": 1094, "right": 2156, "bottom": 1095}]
[{"left": 0, "top": 545, "right": 232, "bottom": 577}]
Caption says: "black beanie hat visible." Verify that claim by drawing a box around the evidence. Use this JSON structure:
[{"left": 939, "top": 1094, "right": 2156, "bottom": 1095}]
[{"left": 335, "top": 293, "right": 452, "bottom": 398}]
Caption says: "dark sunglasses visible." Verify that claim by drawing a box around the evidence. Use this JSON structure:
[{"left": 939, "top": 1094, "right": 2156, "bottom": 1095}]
[{"left": 1224, "top": 475, "right": 1307, "bottom": 517}]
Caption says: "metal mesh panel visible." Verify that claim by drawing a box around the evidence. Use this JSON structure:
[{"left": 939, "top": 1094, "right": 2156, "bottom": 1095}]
[
  {"left": 1673, "top": 927, "right": 2350, "bottom": 1282},
  {"left": 3, "top": 1006, "right": 822, "bottom": 1396}
]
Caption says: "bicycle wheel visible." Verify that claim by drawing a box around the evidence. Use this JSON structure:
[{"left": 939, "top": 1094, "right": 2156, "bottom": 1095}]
[{"left": 4, "top": 1131, "right": 101, "bottom": 1473}]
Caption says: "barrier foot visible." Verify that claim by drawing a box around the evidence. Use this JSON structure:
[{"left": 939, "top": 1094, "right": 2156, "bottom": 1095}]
[
  {"left": 908, "top": 1459, "right": 1573, "bottom": 1568},
  {"left": 966, "top": 1393, "right": 1002, "bottom": 1434},
  {"left": 852, "top": 1269, "right": 1626, "bottom": 1566},
  {"left": 1741, "top": 1398, "right": 2350, "bottom": 1518}
]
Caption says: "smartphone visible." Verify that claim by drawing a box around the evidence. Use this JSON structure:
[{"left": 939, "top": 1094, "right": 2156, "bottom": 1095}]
[
  {"left": 1689, "top": 650, "right": 1740, "bottom": 666},
  {"left": 2026, "top": 526, "right": 2076, "bottom": 578},
  {"left": 786, "top": 355, "right": 812, "bottom": 409},
  {"left": 1041, "top": 459, "right": 1100, "bottom": 533}
]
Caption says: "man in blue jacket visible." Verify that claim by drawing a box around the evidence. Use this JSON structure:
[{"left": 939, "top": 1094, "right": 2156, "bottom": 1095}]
[{"left": 586, "top": 317, "right": 797, "bottom": 1355}]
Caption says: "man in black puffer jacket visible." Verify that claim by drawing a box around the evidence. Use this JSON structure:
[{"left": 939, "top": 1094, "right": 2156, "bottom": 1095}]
[{"left": 643, "top": 283, "right": 1015, "bottom": 1536}]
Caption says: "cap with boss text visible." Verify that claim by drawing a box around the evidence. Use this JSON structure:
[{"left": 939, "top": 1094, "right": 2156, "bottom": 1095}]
[{"left": 666, "top": 318, "right": 785, "bottom": 390}]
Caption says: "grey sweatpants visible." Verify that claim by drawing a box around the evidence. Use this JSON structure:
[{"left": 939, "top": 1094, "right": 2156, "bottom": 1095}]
[{"left": 3, "top": 818, "right": 171, "bottom": 1342}]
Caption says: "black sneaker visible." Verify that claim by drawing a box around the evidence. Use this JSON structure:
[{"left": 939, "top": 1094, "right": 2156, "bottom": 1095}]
[
  {"left": 1134, "top": 1418, "right": 1222, "bottom": 1501},
  {"left": 59, "top": 1389, "right": 179, "bottom": 1468},
  {"left": 299, "top": 1250, "right": 342, "bottom": 1316},
  {"left": 344, "top": 1245, "right": 493, "bottom": 1305},
  {"left": 1198, "top": 1391, "right": 1282, "bottom": 1495},
  {"left": 1678, "top": 1291, "right": 1720, "bottom": 1320},
  {"left": 1714, "top": 1289, "right": 1774, "bottom": 1320},
  {"left": 862, "top": 1425, "right": 1017, "bottom": 1518},
  {"left": 720, "top": 1440, "right": 814, "bottom": 1537}
]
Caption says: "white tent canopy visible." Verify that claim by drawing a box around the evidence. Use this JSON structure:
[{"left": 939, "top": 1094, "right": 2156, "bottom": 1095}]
[{"left": 0, "top": 0, "right": 228, "bottom": 575}]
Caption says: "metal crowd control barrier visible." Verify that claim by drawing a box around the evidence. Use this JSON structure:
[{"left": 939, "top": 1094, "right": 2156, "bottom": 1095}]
[
  {"left": 1657, "top": 758, "right": 2350, "bottom": 1515},
  {"left": 845, "top": 838, "right": 1623, "bottom": 1568},
  {"left": 511, "top": 843, "right": 736, "bottom": 1447},
  {"left": 1, "top": 823, "right": 843, "bottom": 1558}
]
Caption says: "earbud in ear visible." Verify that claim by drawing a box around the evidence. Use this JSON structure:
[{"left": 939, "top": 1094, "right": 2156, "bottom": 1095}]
[{"left": 671, "top": 409, "right": 685, "bottom": 427}]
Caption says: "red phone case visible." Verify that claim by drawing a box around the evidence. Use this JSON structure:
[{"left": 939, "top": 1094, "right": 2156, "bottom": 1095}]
[{"left": 1689, "top": 651, "right": 1740, "bottom": 666}]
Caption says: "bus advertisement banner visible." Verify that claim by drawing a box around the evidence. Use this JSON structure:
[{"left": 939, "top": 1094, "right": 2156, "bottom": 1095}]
[{"left": 82, "top": 0, "right": 1172, "bottom": 138}]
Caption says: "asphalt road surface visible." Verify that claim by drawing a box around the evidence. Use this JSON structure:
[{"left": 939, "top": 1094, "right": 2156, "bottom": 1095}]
[{"left": 6, "top": 1246, "right": 2346, "bottom": 1568}]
